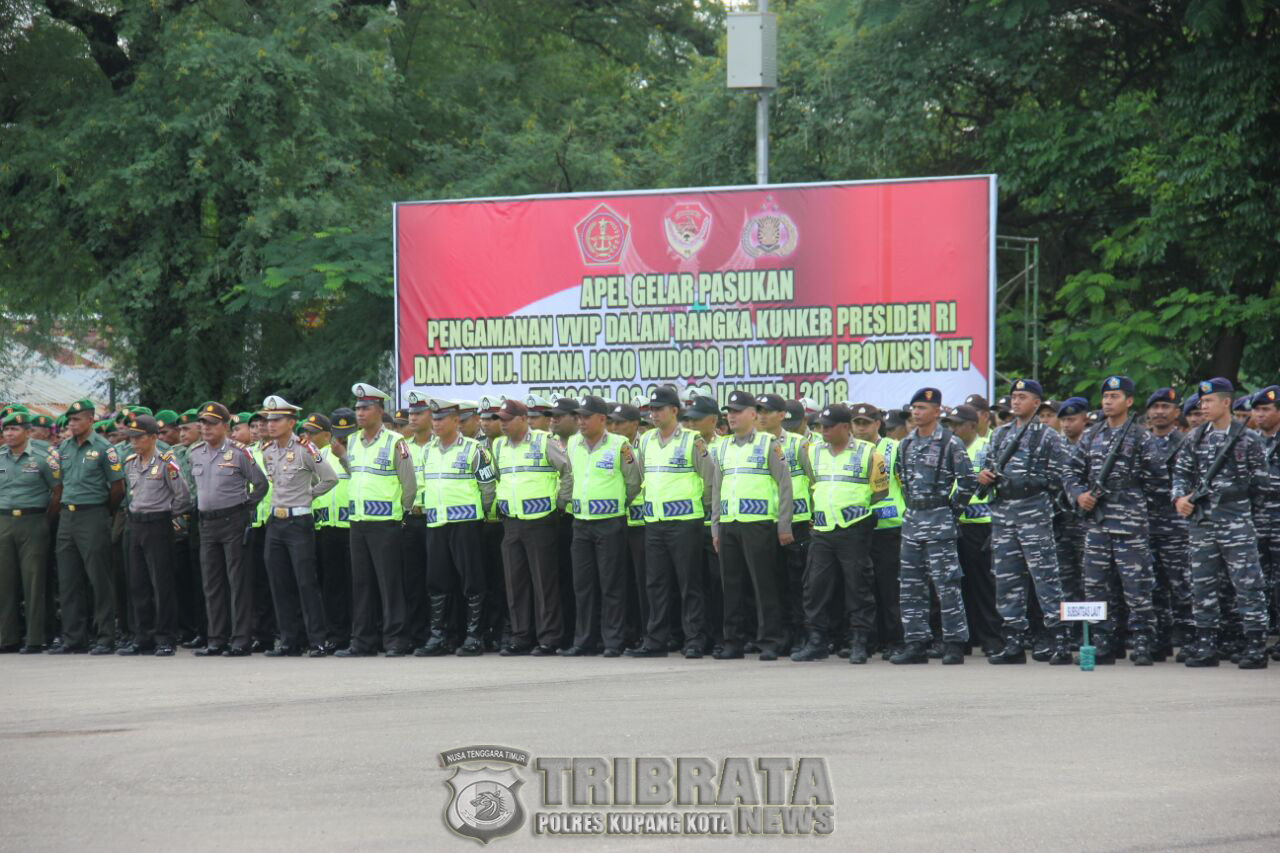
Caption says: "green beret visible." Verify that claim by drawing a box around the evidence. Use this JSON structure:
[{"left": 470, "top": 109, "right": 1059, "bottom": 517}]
[
  {"left": 2, "top": 412, "right": 33, "bottom": 428},
  {"left": 233, "top": 411, "right": 253, "bottom": 426},
  {"left": 154, "top": 409, "right": 179, "bottom": 428},
  {"left": 127, "top": 405, "right": 154, "bottom": 416},
  {"left": 54, "top": 415, "right": 67, "bottom": 429},
  {"left": 92, "top": 419, "right": 112, "bottom": 434},
  {"left": 2, "top": 403, "right": 30, "bottom": 418},
  {"left": 32, "top": 415, "right": 54, "bottom": 429},
  {"left": 65, "top": 399, "right": 94, "bottom": 416}
]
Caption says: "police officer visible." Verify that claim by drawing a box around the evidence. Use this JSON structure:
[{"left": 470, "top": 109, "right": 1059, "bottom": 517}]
[
  {"left": 401, "top": 392, "right": 434, "bottom": 650},
  {"left": 492, "top": 399, "right": 571, "bottom": 656},
  {"left": 891, "top": 388, "right": 974, "bottom": 665},
  {"left": 0, "top": 411, "right": 60, "bottom": 653},
  {"left": 415, "top": 398, "right": 496, "bottom": 657},
  {"left": 1250, "top": 385, "right": 1280, "bottom": 658},
  {"left": 549, "top": 395, "right": 579, "bottom": 648},
  {"left": 477, "top": 397, "right": 510, "bottom": 650},
  {"left": 978, "top": 380, "right": 1071, "bottom": 665},
  {"left": 118, "top": 415, "right": 190, "bottom": 656},
  {"left": 188, "top": 402, "right": 268, "bottom": 656},
  {"left": 964, "top": 394, "right": 992, "bottom": 440},
  {"left": 627, "top": 386, "right": 713, "bottom": 659},
  {"left": 1172, "top": 378, "right": 1270, "bottom": 668},
  {"left": 526, "top": 395, "right": 553, "bottom": 434},
  {"left": 1063, "top": 376, "right": 1163, "bottom": 665},
  {"left": 1143, "top": 387, "right": 1193, "bottom": 659},
  {"left": 560, "top": 396, "right": 641, "bottom": 656},
  {"left": 791, "top": 404, "right": 887, "bottom": 663},
  {"left": 944, "top": 404, "right": 1002, "bottom": 657},
  {"left": 758, "top": 393, "right": 813, "bottom": 655},
  {"left": 709, "top": 390, "right": 794, "bottom": 660},
  {"left": 309, "top": 410, "right": 354, "bottom": 651},
  {"left": 259, "top": 396, "right": 337, "bottom": 657},
  {"left": 852, "top": 406, "right": 905, "bottom": 659},
  {"left": 331, "top": 384, "right": 416, "bottom": 656},
  {"left": 49, "top": 399, "right": 125, "bottom": 655},
  {"left": 609, "top": 403, "right": 649, "bottom": 648},
  {"left": 682, "top": 394, "right": 724, "bottom": 654}
]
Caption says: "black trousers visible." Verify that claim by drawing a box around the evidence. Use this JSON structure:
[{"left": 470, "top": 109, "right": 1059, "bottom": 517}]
[
  {"left": 958, "top": 522, "right": 1001, "bottom": 648},
  {"left": 570, "top": 516, "right": 627, "bottom": 651},
  {"left": 719, "top": 520, "right": 782, "bottom": 653},
  {"left": 199, "top": 508, "right": 254, "bottom": 649},
  {"left": 173, "top": 513, "right": 206, "bottom": 640},
  {"left": 482, "top": 522, "right": 509, "bottom": 644},
  {"left": 502, "top": 515, "right": 562, "bottom": 647},
  {"left": 804, "top": 520, "right": 876, "bottom": 637},
  {"left": 870, "top": 526, "right": 904, "bottom": 650},
  {"left": 426, "top": 521, "right": 485, "bottom": 598},
  {"left": 127, "top": 517, "right": 178, "bottom": 647},
  {"left": 701, "top": 525, "right": 722, "bottom": 648},
  {"left": 265, "top": 515, "right": 328, "bottom": 648},
  {"left": 316, "top": 526, "right": 351, "bottom": 645},
  {"left": 643, "top": 520, "right": 706, "bottom": 650},
  {"left": 779, "top": 520, "right": 810, "bottom": 647},
  {"left": 348, "top": 520, "right": 406, "bottom": 653},
  {"left": 249, "top": 525, "right": 276, "bottom": 645},
  {"left": 557, "top": 512, "right": 576, "bottom": 647},
  {"left": 625, "top": 525, "right": 647, "bottom": 646},
  {"left": 401, "top": 515, "right": 429, "bottom": 646}
]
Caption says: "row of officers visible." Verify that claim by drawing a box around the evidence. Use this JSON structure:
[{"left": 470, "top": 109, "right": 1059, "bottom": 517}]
[{"left": 1, "top": 375, "right": 1277, "bottom": 669}]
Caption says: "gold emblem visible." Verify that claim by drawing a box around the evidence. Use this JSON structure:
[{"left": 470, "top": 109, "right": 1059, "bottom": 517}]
[
  {"left": 13, "top": 510, "right": 22, "bottom": 517},
  {"left": 223, "top": 450, "right": 233, "bottom": 461},
  {"left": 924, "top": 390, "right": 933, "bottom": 401},
  {"left": 273, "top": 507, "right": 289, "bottom": 519},
  {"left": 286, "top": 451, "right": 295, "bottom": 463}
]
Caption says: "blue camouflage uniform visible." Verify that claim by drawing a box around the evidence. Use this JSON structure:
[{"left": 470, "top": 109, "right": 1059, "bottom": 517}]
[{"left": 1143, "top": 426, "right": 1193, "bottom": 641}]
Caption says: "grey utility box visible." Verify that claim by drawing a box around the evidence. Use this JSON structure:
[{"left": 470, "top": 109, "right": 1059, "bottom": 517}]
[{"left": 726, "top": 12, "right": 777, "bottom": 89}]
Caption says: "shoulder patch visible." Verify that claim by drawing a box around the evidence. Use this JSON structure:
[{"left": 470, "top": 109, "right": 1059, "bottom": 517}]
[
  {"left": 620, "top": 442, "right": 634, "bottom": 463},
  {"left": 397, "top": 439, "right": 410, "bottom": 460},
  {"left": 105, "top": 447, "right": 120, "bottom": 464}
]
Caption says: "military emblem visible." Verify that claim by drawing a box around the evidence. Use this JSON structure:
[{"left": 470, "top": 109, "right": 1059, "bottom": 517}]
[
  {"left": 440, "top": 746, "right": 529, "bottom": 845},
  {"left": 1268, "top": 390, "right": 1277, "bottom": 402},
  {"left": 1106, "top": 377, "right": 1120, "bottom": 390},
  {"left": 741, "top": 195, "right": 798, "bottom": 258},
  {"left": 1199, "top": 381, "right": 1213, "bottom": 394},
  {"left": 663, "top": 200, "right": 711, "bottom": 260},
  {"left": 574, "top": 203, "right": 628, "bottom": 266},
  {"left": 1014, "top": 380, "right": 1025, "bottom": 390},
  {"left": 924, "top": 390, "right": 933, "bottom": 401},
  {"left": 223, "top": 450, "right": 234, "bottom": 462}
]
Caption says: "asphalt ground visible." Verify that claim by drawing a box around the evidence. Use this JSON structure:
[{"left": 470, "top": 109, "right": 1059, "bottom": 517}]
[{"left": 1, "top": 652, "right": 1277, "bottom": 852}]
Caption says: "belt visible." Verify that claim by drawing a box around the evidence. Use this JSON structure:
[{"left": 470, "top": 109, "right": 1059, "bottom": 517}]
[
  {"left": 905, "top": 497, "right": 950, "bottom": 510},
  {"left": 1216, "top": 487, "right": 1251, "bottom": 503},
  {"left": 61, "top": 503, "right": 104, "bottom": 512},
  {"left": 997, "top": 480, "right": 1048, "bottom": 501},
  {"left": 269, "top": 506, "right": 312, "bottom": 520},
  {"left": 0, "top": 507, "right": 46, "bottom": 517},
  {"left": 129, "top": 510, "right": 172, "bottom": 523},
  {"left": 199, "top": 503, "right": 251, "bottom": 521},
  {"left": 408, "top": 506, "right": 424, "bottom": 516}
]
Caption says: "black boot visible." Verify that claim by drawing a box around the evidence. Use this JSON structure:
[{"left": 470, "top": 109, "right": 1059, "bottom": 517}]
[
  {"left": 1237, "top": 631, "right": 1269, "bottom": 670},
  {"left": 988, "top": 631, "right": 1026, "bottom": 665},
  {"left": 1048, "top": 626, "right": 1073, "bottom": 666},
  {"left": 414, "top": 595, "right": 451, "bottom": 656},
  {"left": 790, "top": 632, "right": 828, "bottom": 662},
  {"left": 456, "top": 595, "right": 486, "bottom": 657},
  {"left": 1185, "top": 629, "right": 1219, "bottom": 668},
  {"left": 1130, "top": 632, "right": 1154, "bottom": 666},
  {"left": 1092, "top": 632, "right": 1117, "bottom": 665},
  {"left": 889, "top": 641, "right": 928, "bottom": 664},
  {"left": 1151, "top": 630, "right": 1170, "bottom": 663},
  {"left": 941, "top": 641, "right": 965, "bottom": 665},
  {"left": 846, "top": 632, "right": 869, "bottom": 665},
  {"left": 1030, "top": 630, "right": 1053, "bottom": 663}
]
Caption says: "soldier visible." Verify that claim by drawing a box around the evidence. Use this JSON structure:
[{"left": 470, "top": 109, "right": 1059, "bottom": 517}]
[
  {"left": 1143, "top": 387, "right": 1193, "bottom": 659},
  {"left": 560, "top": 396, "right": 641, "bottom": 656},
  {"left": 401, "top": 393, "right": 434, "bottom": 650},
  {"left": 944, "top": 404, "right": 1002, "bottom": 657},
  {"left": 1249, "top": 386, "right": 1280, "bottom": 657},
  {"left": 1183, "top": 393, "right": 1204, "bottom": 432},
  {"left": 709, "top": 390, "right": 794, "bottom": 660},
  {"left": 890, "top": 388, "right": 974, "bottom": 665},
  {"left": 48, "top": 399, "right": 125, "bottom": 655},
  {"left": 330, "top": 384, "right": 417, "bottom": 657},
  {"left": 414, "top": 398, "right": 495, "bottom": 657},
  {"left": 758, "top": 393, "right": 813, "bottom": 654},
  {"left": 1232, "top": 396, "right": 1253, "bottom": 427},
  {"left": 1063, "top": 376, "right": 1163, "bottom": 665},
  {"left": 258, "top": 397, "right": 337, "bottom": 657},
  {"left": 492, "top": 399, "right": 571, "bottom": 656},
  {"left": 0, "top": 411, "right": 60, "bottom": 653},
  {"left": 790, "top": 404, "right": 887, "bottom": 663},
  {"left": 1054, "top": 397, "right": 1090, "bottom": 612},
  {"left": 978, "top": 381, "right": 1071, "bottom": 665},
  {"left": 1170, "top": 378, "right": 1269, "bottom": 668},
  {"left": 627, "top": 386, "right": 713, "bottom": 659},
  {"left": 117, "top": 415, "right": 190, "bottom": 656},
  {"left": 852, "top": 406, "right": 905, "bottom": 660},
  {"left": 29, "top": 415, "right": 54, "bottom": 446}
]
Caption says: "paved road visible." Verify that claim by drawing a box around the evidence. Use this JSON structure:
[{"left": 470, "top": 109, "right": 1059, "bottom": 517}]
[{"left": 1, "top": 653, "right": 1277, "bottom": 852}]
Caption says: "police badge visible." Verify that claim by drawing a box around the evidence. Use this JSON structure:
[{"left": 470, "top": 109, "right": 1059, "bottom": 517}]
[{"left": 439, "top": 745, "right": 529, "bottom": 845}]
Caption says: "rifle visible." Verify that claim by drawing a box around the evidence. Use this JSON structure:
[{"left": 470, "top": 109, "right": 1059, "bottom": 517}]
[
  {"left": 974, "top": 417, "right": 1034, "bottom": 500},
  {"left": 1188, "top": 422, "right": 1245, "bottom": 523},
  {"left": 1085, "top": 416, "right": 1136, "bottom": 523}
]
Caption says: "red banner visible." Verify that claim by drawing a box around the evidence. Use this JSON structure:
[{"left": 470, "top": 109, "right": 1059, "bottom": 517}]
[{"left": 395, "top": 176, "right": 994, "bottom": 409}]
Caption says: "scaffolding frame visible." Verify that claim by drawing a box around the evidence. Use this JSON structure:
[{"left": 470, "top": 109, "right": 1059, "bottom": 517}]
[{"left": 995, "top": 235, "right": 1041, "bottom": 382}]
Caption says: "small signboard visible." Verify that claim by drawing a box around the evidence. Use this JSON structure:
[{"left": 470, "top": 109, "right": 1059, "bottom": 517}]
[{"left": 1059, "top": 601, "right": 1107, "bottom": 622}]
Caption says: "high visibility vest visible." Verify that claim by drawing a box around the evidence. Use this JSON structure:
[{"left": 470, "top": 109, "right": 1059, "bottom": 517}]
[
  {"left": 251, "top": 444, "right": 270, "bottom": 528},
  {"left": 420, "top": 435, "right": 484, "bottom": 527},
  {"left": 810, "top": 439, "right": 876, "bottom": 532},
  {"left": 639, "top": 428, "right": 703, "bottom": 522},
  {"left": 312, "top": 445, "right": 349, "bottom": 528},
  {"left": 346, "top": 428, "right": 405, "bottom": 522},
  {"left": 406, "top": 439, "right": 429, "bottom": 509},
  {"left": 715, "top": 433, "right": 779, "bottom": 523},
  {"left": 313, "top": 446, "right": 334, "bottom": 526},
  {"left": 780, "top": 432, "right": 813, "bottom": 523},
  {"left": 567, "top": 432, "right": 627, "bottom": 520},
  {"left": 493, "top": 430, "right": 558, "bottom": 520},
  {"left": 871, "top": 436, "right": 905, "bottom": 530},
  {"left": 959, "top": 434, "right": 991, "bottom": 525}
]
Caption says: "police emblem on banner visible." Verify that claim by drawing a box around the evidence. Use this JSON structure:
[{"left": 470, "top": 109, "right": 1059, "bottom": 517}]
[
  {"left": 440, "top": 745, "right": 529, "bottom": 845},
  {"left": 741, "top": 195, "right": 798, "bottom": 258},
  {"left": 663, "top": 200, "right": 711, "bottom": 259},
  {"left": 575, "top": 203, "right": 628, "bottom": 266}
]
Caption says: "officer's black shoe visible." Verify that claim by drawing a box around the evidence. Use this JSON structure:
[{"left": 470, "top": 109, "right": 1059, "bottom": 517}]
[
  {"left": 222, "top": 646, "right": 250, "bottom": 657},
  {"left": 1048, "top": 629, "right": 1073, "bottom": 666},
  {"left": 499, "top": 644, "right": 531, "bottom": 656},
  {"left": 1269, "top": 641, "right": 1280, "bottom": 662},
  {"left": 683, "top": 646, "right": 702, "bottom": 659},
  {"left": 790, "top": 633, "right": 828, "bottom": 662},
  {"left": 456, "top": 637, "right": 485, "bottom": 657},
  {"left": 1130, "top": 633, "right": 1154, "bottom": 666},
  {"left": 180, "top": 635, "right": 205, "bottom": 650},
  {"left": 926, "top": 639, "right": 944, "bottom": 659},
  {"left": 89, "top": 643, "right": 114, "bottom": 655},
  {"left": 530, "top": 644, "right": 557, "bottom": 656},
  {"left": 1184, "top": 630, "right": 1219, "bottom": 668},
  {"left": 154, "top": 645, "right": 175, "bottom": 657},
  {"left": 881, "top": 645, "right": 900, "bottom": 662},
  {"left": 558, "top": 645, "right": 589, "bottom": 657},
  {"left": 988, "top": 633, "right": 1026, "bottom": 665},
  {"left": 601, "top": 647, "right": 622, "bottom": 658},
  {"left": 836, "top": 645, "right": 851, "bottom": 658},
  {"left": 115, "top": 643, "right": 140, "bottom": 656},
  {"left": 307, "top": 646, "right": 326, "bottom": 658},
  {"left": 665, "top": 637, "right": 682, "bottom": 652},
  {"left": 384, "top": 646, "right": 410, "bottom": 658},
  {"left": 250, "top": 639, "right": 267, "bottom": 654},
  {"left": 1237, "top": 632, "right": 1269, "bottom": 670},
  {"left": 713, "top": 646, "right": 744, "bottom": 660},
  {"left": 980, "top": 638, "right": 1004, "bottom": 657},
  {"left": 1031, "top": 632, "right": 1053, "bottom": 663},
  {"left": 758, "top": 649, "right": 779, "bottom": 661},
  {"left": 19, "top": 645, "right": 43, "bottom": 654},
  {"left": 625, "top": 645, "right": 667, "bottom": 658},
  {"left": 1151, "top": 635, "right": 1170, "bottom": 663},
  {"left": 47, "top": 643, "right": 87, "bottom": 654},
  {"left": 334, "top": 646, "right": 373, "bottom": 658},
  {"left": 265, "top": 646, "right": 302, "bottom": 657},
  {"left": 415, "top": 634, "right": 449, "bottom": 657},
  {"left": 743, "top": 641, "right": 760, "bottom": 654},
  {"left": 890, "top": 642, "right": 929, "bottom": 664},
  {"left": 1092, "top": 634, "right": 1117, "bottom": 665},
  {"left": 847, "top": 634, "right": 869, "bottom": 665},
  {"left": 193, "top": 645, "right": 224, "bottom": 657},
  {"left": 941, "top": 641, "right": 966, "bottom": 665}
]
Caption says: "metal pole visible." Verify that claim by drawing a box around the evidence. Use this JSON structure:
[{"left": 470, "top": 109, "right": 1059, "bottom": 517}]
[{"left": 756, "top": 0, "right": 769, "bottom": 185}]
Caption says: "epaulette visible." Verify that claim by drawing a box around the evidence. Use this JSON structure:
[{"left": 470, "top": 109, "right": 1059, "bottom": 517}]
[{"left": 125, "top": 453, "right": 138, "bottom": 463}]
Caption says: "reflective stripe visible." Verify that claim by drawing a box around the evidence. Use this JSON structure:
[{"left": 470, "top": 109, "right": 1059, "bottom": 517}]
[
  {"left": 420, "top": 472, "right": 474, "bottom": 480},
  {"left": 720, "top": 467, "right": 771, "bottom": 475},
  {"left": 348, "top": 465, "right": 398, "bottom": 475},
  {"left": 362, "top": 500, "right": 394, "bottom": 517},
  {"left": 497, "top": 465, "right": 555, "bottom": 474},
  {"left": 814, "top": 474, "right": 870, "bottom": 484}
]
